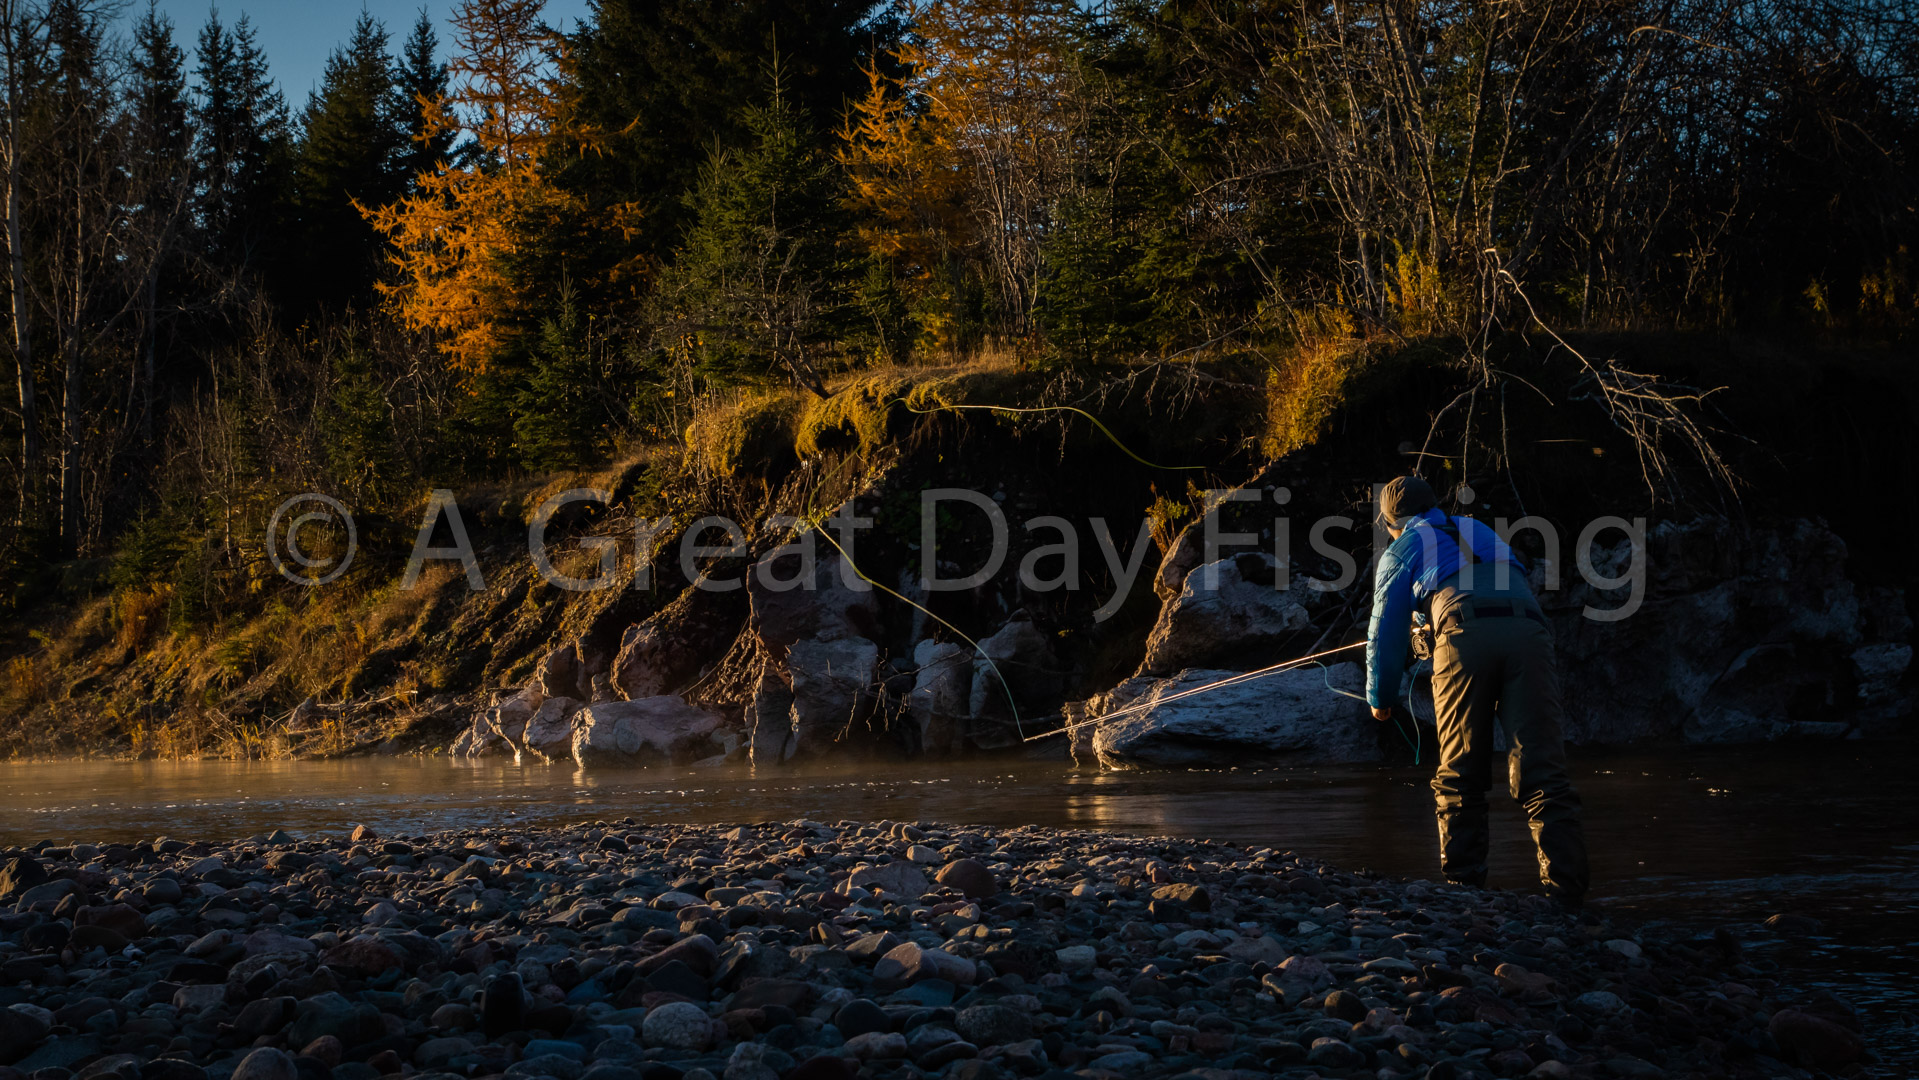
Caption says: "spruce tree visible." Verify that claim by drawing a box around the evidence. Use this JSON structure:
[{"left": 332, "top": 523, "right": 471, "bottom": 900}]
[
  {"left": 512, "top": 294, "right": 605, "bottom": 472},
  {"left": 294, "top": 11, "right": 405, "bottom": 309},
  {"left": 656, "top": 88, "right": 849, "bottom": 394},
  {"left": 552, "top": 0, "right": 901, "bottom": 254},
  {"left": 191, "top": 12, "right": 291, "bottom": 285},
  {"left": 394, "top": 12, "right": 453, "bottom": 184}
]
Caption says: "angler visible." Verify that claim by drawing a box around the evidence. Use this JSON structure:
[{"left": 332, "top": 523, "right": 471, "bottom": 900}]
[{"left": 1367, "top": 475, "right": 1590, "bottom": 910}]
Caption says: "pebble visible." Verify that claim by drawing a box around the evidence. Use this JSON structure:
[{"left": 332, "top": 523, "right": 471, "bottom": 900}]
[
  {"left": 0, "top": 820, "right": 1859, "bottom": 1080},
  {"left": 226, "top": 1048, "right": 296, "bottom": 1080},
  {"left": 640, "top": 1000, "right": 711, "bottom": 1051}
]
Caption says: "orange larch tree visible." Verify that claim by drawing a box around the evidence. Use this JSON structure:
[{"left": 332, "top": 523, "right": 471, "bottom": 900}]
[
  {"left": 361, "top": 0, "right": 569, "bottom": 371},
  {"left": 838, "top": 0, "right": 1077, "bottom": 341}
]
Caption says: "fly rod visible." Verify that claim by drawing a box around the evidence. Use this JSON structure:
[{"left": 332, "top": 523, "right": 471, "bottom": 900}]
[{"left": 1020, "top": 640, "right": 1369, "bottom": 743}]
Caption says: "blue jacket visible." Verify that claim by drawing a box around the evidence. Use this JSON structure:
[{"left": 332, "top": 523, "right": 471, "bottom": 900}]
[{"left": 1365, "top": 508, "right": 1530, "bottom": 707}]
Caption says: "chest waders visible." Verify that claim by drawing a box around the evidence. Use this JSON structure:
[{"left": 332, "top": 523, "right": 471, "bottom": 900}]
[{"left": 1419, "top": 518, "right": 1590, "bottom": 904}]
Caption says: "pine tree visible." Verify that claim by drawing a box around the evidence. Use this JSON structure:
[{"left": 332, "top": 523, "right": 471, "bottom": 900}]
[
  {"left": 191, "top": 12, "right": 291, "bottom": 282},
  {"left": 295, "top": 11, "right": 406, "bottom": 309},
  {"left": 394, "top": 13, "right": 454, "bottom": 184}
]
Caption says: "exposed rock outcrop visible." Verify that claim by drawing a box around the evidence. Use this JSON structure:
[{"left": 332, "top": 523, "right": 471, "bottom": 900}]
[
  {"left": 610, "top": 574, "right": 747, "bottom": 700},
  {"left": 1552, "top": 518, "right": 1906, "bottom": 745},
  {"left": 738, "top": 548, "right": 890, "bottom": 763},
  {"left": 517, "top": 696, "right": 582, "bottom": 762},
  {"left": 746, "top": 551, "right": 880, "bottom": 653},
  {"left": 453, "top": 501, "right": 1909, "bottom": 770},
  {"left": 784, "top": 636, "right": 881, "bottom": 759},
  {"left": 968, "top": 618, "right": 1063, "bottom": 748},
  {"left": 532, "top": 644, "right": 586, "bottom": 701},
  {"left": 448, "top": 689, "right": 542, "bottom": 758},
  {"left": 907, "top": 640, "right": 970, "bottom": 755}
]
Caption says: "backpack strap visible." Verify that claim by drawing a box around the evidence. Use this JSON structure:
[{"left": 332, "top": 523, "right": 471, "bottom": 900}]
[{"left": 1435, "top": 516, "right": 1478, "bottom": 565}]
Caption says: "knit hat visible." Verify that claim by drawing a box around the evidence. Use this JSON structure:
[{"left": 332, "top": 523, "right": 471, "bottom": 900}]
[{"left": 1379, "top": 475, "right": 1438, "bottom": 525}]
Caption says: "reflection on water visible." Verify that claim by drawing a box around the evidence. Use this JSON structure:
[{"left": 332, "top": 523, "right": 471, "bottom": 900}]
[{"left": 2, "top": 742, "right": 1916, "bottom": 1058}]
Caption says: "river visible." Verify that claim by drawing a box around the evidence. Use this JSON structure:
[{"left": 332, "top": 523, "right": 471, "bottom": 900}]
[{"left": 3, "top": 741, "right": 1916, "bottom": 1064}]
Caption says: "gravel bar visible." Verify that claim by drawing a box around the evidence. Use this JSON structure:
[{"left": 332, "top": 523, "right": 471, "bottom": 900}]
[{"left": 0, "top": 821, "right": 1878, "bottom": 1080}]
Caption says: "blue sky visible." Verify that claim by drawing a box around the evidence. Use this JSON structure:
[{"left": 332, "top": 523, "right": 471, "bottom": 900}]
[{"left": 130, "top": 1, "right": 596, "bottom": 106}]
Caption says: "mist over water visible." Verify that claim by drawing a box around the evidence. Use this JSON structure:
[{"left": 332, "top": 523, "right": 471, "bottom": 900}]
[{"left": 4, "top": 742, "right": 1916, "bottom": 1061}]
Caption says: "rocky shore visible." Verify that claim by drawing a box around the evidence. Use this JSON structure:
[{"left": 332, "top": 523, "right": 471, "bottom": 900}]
[
  {"left": 0, "top": 823, "right": 1878, "bottom": 1080},
  {"left": 438, "top": 515, "right": 1912, "bottom": 773}
]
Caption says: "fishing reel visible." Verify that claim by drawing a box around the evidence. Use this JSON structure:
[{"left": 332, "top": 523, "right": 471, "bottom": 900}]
[{"left": 1410, "top": 613, "right": 1435, "bottom": 661}]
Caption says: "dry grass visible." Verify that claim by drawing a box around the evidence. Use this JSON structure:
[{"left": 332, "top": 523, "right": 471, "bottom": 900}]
[
  {"left": 5, "top": 657, "right": 43, "bottom": 709},
  {"left": 684, "top": 391, "right": 803, "bottom": 480},
  {"left": 794, "top": 374, "right": 916, "bottom": 458},
  {"left": 684, "top": 357, "right": 1042, "bottom": 479},
  {"left": 114, "top": 588, "right": 167, "bottom": 655}
]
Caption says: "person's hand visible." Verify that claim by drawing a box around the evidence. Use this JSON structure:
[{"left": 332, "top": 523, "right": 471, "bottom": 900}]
[{"left": 1372, "top": 706, "right": 1393, "bottom": 722}]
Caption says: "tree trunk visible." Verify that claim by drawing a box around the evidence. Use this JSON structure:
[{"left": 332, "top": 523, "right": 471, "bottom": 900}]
[{"left": 7, "top": 166, "right": 33, "bottom": 525}]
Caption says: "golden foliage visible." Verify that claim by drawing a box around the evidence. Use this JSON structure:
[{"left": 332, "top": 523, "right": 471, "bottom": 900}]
[
  {"left": 838, "top": 0, "right": 1075, "bottom": 339},
  {"left": 6, "top": 657, "right": 43, "bottom": 708},
  {"left": 1857, "top": 247, "right": 1916, "bottom": 326},
  {"left": 837, "top": 62, "right": 968, "bottom": 279},
  {"left": 1263, "top": 309, "right": 1360, "bottom": 459},
  {"left": 795, "top": 374, "right": 918, "bottom": 458}
]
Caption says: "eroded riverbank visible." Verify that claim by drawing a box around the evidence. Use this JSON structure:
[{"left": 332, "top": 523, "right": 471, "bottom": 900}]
[{"left": 0, "top": 815, "right": 1893, "bottom": 1080}]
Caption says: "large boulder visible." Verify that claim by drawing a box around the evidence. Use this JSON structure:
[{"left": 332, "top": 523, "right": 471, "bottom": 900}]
[
  {"left": 1090, "top": 662, "right": 1378, "bottom": 768},
  {"left": 907, "top": 640, "right": 970, "bottom": 755},
  {"left": 517, "top": 696, "right": 582, "bottom": 762},
  {"left": 783, "top": 636, "right": 880, "bottom": 759},
  {"left": 533, "top": 644, "right": 586, "bottom": 701},
  {"left": 572, "top": 696, "right": 723, "bottom": 766},
  {"left": 451, "top": 689, "right": 543, "bottom": 758},
  {"left": 611, "top": 577, "right": 748, "bottom": 699},
  {"left": 1152, "top": 522, "right": 1209, "bottom": 605},
  {"left": 1139, "top": 553, "right": 1314, "bottom": 676}
]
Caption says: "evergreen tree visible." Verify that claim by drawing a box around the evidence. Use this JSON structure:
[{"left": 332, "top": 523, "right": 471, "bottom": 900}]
[
  {"left": 294, "top": 11, "right": 406, "bottom": 310},
  {"left": 125, "top": 2, "right": 190, "bottom": 435},
  {"left": 191, "top": 11, "right": 291, "bottom": 285},
  {"left": 394, "top": 12, "right": 454, "bottom": 184},
  {"left": 655, "top": 89, "right": 850, "bottom": 394},
  {"left": 129, "top": 5, "right": 189, "bottom": 186},
  {"left": 512, "top": 291, "right": 607, "bottom": 472},
  {"left": 326, "top": 340, "right": 400, "bottom": 506},
  {"left": 550, "top": 0, "right": 900, "bottom": 256}
]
